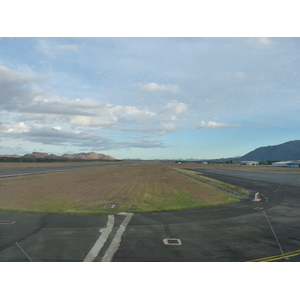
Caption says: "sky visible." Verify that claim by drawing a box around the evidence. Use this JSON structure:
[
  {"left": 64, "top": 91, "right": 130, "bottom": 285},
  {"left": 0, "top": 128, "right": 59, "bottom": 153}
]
[{"left": 1, "top": 37, "right": 300, "bottom": 160}]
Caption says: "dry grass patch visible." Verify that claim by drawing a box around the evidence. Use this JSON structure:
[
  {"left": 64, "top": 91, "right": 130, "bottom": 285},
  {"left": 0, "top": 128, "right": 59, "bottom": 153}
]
[{"left": 0, "top": 162, "right": 240, "bottom": 214}]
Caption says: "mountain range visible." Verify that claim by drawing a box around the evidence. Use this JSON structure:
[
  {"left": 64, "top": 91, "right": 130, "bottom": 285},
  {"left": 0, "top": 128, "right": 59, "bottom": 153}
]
[
  {"left": 1, "top": 140, "right": 300, "bottom": 162},
  {"left": 0, "top": 152, "right": 116, "bottom": 160},
  {"left": 235, "top": 140, "right": 300, "bottom": 161}
]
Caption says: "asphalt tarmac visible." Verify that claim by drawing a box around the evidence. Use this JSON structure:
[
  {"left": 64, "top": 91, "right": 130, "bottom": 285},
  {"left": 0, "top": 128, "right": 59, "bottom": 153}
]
[{"left": 1, "top": 168, "right": 300, "bottom": 262}]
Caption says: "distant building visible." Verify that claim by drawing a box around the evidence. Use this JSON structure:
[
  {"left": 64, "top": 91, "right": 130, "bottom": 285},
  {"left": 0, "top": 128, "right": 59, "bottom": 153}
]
[
  {"left": 272, "top": 161, "right": 290, "bottom": 167},
  {"left": 272, "top": 160, "right": 300, "bottom": 167},
  {"left": 239, "top": 161, "right": 259, "bottom": 166},
  {"left": 287, "top": 160, "right": 300, "bottom": 167},
  {"left": 202, "top": 162, "right": 208, "bottom": 164}
]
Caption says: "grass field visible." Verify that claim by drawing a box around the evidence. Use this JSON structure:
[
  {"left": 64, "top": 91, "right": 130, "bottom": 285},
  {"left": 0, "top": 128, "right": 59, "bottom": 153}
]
[{"left": 0, "top": 162, "right": 242, "bottom": 215}]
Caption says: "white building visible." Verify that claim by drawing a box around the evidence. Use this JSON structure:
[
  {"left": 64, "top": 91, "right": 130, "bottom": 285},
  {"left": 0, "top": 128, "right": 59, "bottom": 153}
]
[
  {"left": 272, "top": 161, "right": 290, "bottom": 167},
  {"left": 272, "top": 160, "right": 300, "bottom": 167},
  {"left": 239, "top": 161, "right": 259, "bottom": 166}
]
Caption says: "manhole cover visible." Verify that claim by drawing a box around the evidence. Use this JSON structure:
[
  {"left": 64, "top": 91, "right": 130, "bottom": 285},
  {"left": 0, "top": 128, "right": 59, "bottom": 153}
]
[
  {"left": 0, "top": 221, "right": 15, "bottom": 225},
  {"left": 163, "top": 238, "right": 182, "bottom": 245}
]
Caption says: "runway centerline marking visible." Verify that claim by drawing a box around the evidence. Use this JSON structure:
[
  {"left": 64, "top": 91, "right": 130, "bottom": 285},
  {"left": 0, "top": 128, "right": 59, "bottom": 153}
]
[
  {"left": 84, "top": 215, "right": 115, "bottom": 262},
  {"left": 102, "top": 213, "right": 134, "bottom": 262}
]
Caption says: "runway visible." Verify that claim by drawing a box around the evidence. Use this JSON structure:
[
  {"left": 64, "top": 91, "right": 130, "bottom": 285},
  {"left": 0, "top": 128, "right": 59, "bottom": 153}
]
[
  {"left": 0, "top": 161, "right": 136, "bottom": 178},
  {"left": 1, "top": 168, "right": 300, "bottom": 262}
]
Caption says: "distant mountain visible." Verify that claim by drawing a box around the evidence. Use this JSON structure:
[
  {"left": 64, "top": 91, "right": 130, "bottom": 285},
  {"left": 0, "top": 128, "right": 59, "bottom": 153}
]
[
  {"left": 22, "top": 152, "right": 61, "bottom": 159},
  {"left": 61, "top": 152, "right": 115, "bottom": 160},
  {"left": 237, "top": 140, "right": 300, "bottom": 161},
  {"left": 3, "top": 151, "right": 116, "bottom": 161}
]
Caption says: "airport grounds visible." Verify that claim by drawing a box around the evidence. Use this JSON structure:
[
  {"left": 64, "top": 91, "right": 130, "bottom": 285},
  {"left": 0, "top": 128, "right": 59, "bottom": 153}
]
[
  {"left": 0, "top": 160, "right": 299, "bottom": 215},
  {"left": 1, "top": 160, "right": 300, "bottom": 263}
]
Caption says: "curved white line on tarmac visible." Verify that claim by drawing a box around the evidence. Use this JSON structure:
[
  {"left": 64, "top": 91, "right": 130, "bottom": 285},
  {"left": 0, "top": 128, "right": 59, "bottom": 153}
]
[
  {"left": 102, "top": 213, "right": 133, "bottom": 262},
  {"left": 84, "top": 215, "right": 115, "bottom": 262}
]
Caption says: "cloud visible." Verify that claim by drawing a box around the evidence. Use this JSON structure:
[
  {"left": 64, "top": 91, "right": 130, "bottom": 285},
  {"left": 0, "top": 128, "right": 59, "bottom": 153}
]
[
  {"left": 161, "top": 100, "right": 187, "bottom": 121},
  {"left": 156, "top": 123, "right": 177, "bottom": 135},
  {"left": 0, "top": 65, "right": 45, "bottom": 110},
  {"left": 56, "top": 44, "right": 80, "bottom": 51},
  {"left": 258, "top": 37, "right": 272, "bottom": 45},
  {"left": 0, "top": 66, "right": 188, "bottom": 138},
  {"left": 196, "top": 121, "right": 241, "bottom": 130},
  {"left": 16, "top": 97, "right": 186, "bottom": 134},
  {"left": 235, "top": 72, "right": 246, "bottom": 81},
  {"left": 22, "top": 124, "right": 106, "bottom": 146},
  {"left": 1, "top": 122, "right": 167, "bottom": 150},
  {"left": 0, "top": 122, "right": 29, "bottom": 134},
  {"left": 245, "top": 37, "right": 273, "bottom": 47},
  {"left": 136, "top": 82, "right": 179, "bottom": 93},
  {"left": 86, "top": 138, "right": 167, "bottom": 151}
]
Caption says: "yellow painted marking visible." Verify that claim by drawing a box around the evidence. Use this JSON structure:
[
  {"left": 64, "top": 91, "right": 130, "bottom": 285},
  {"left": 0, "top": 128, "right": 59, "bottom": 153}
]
[
  {"left": 263, "top": 252, "right": 300, "bottom": 262},
  {"left": 246, "top": 249, "right": 300, "bottom": 262}
]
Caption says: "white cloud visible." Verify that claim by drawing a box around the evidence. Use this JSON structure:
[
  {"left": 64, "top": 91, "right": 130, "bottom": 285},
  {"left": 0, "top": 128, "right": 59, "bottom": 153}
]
[
  {"left": 157, "top": 123, "right": 177, "bottom": 135},
  {"left": 1, "top": 123, "right": 167, "bottom": 150},
  {"left": 235, "top": 72, "right": 246, "bottom": 80},
  {"left": 258, "top": 37, "right": 272, "bottom": 45},
  {"left": 0, "top": 65, "right": 44, "bottom": 84},
  {"left": 69, "top": 115, "right": 118, "bottom": 127},
  {"left": 0, "top": 66, "right": 188, "bottom": 138},
  {"left": 245, "top": 37, "right": 273, "bottom": 47},
  {"left": 56, "top": 44, "right": 80, "bottom": 51},
  {"left": 0, "top": 65, "right": 45, "bottom": 110},
  {"left": 0, "top": 122, "right": 29, "bottom": 134},
  {"left": 136, "top": 82, "right": 179, "bottom": 93},
  {"left": 159, "top": 100, "right": 188, "bottom": 121},
  {"left": 196, "top": 121, "right": 241, "bottom": 130}
]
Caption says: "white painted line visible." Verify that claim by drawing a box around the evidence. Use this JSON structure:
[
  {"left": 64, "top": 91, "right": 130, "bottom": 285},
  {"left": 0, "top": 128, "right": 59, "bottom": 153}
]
[
  {"left": 264, "top": 210, "right": 286, "bottom": 259},
  {"left": 15, "top": 242, "right": 32, "bottom": 262},
  {"left": 102, "top": 213, "right": 134, "bottom": 262},
  {"left": 0, "top": 221, "right": 15, "bottom": 225},
  {"left": 83, "top": 215, "right": 115, "bottom": 262},
  {"left": 254, "top": 207, "right": 263, "bottom": 210}
]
